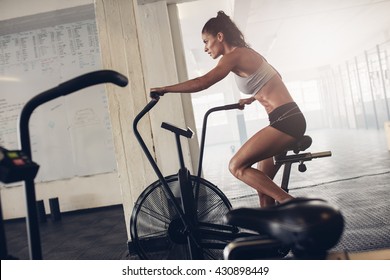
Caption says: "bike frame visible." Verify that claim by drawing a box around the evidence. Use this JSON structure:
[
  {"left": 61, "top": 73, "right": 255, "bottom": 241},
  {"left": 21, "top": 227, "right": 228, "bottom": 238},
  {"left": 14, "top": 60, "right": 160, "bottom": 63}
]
[
  {"left": 132, "top": 94, "right": 332, "bottom": 260},
  {"left": 133, "top": 95, "right": 250, "bottom": 259},
  {"left": 133, "top": 96, "right": 202, "bottom": 258},
  {"left": 18, "top": 70, "right": 128, "bottom": 259}
]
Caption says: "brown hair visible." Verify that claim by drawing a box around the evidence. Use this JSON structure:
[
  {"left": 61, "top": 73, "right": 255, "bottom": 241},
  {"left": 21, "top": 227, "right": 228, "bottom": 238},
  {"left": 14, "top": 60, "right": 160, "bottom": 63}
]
[{"left": 202, "top": 11, "right": 249, "bottom": 48}]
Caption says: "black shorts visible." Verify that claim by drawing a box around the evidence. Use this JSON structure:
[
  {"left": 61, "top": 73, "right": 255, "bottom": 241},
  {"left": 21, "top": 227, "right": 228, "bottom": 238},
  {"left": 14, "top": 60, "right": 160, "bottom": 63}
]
[{"left": 268, "top": 102, "right": 306, "bottom": 139}]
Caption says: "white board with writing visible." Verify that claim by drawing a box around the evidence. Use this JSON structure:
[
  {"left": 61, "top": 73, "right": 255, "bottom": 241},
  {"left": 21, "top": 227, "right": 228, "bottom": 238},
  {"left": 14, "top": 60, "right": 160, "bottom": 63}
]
[{"left": 0, "top": 5, "right": 117, "bottom": 184}]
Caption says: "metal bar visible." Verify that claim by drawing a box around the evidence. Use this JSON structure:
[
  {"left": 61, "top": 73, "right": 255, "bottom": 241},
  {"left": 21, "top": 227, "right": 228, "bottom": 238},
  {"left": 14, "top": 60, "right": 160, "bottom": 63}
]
[
  {"left": 331, "top": 68, "right": 343, "bottom": 128},
  {"left": 377, "top": 44, "right": 390, "bottom": 119},
  {"left": 275, "top": 151, "right": 332, "bottom": 164},
  {"left": 197, "top": 103, "right": 240, "bottom": 179},
  {"left": 176, "top": 134, "right": 186, "bottom": 170},
  {"left": 338, "top": 65, "right": 351, "bottom": 129},
  {"left": 354, "top": 56, "right": 368, "bottom": 129},
  {"left": 346, "top": 62, "right": 358, "bottom": 128},
  {"left": 280, "top": 163, "right": 292, "bottom": 192},
  {"left": 365, "top": 50, "right": 380, "bottom": 129},
  {"left": 18, "top": 70, "right": 128, "bottom": 259},
  {"left": 0, "top": 194, "right": 9, "bottom": 259}
]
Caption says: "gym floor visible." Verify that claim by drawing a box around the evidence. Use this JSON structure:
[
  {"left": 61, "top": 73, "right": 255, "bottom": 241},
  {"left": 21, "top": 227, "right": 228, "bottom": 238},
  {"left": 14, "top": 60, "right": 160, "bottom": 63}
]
[{"left": 3, "top": 128, "right": 390, "bottom": 259}]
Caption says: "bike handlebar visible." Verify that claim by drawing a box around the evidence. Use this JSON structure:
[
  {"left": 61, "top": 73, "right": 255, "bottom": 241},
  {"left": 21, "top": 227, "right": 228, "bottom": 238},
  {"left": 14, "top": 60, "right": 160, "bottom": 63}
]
[
  {"left": 197, "top": 102, "right": 242, "bottom": 178},
  {"left": 134, "top": 93, "right": 243, "bottom": 188},
  {"left": 59, "top": 70, "right": 128, "bottom": 95},
  {"left": 17, "top": 69, "right": 128, "bottom": 260},
  {"left": 20, "top": 70, "right": 128, "bottom": 157},
  {"left": 150, "top": 91, "right": 162, "bottom": 100},
  {"left": 149, "top": 92, "right": 242, "bottom": 112},
  {"left": 206, "top": 103, "right": 242, "bottom": 113}
]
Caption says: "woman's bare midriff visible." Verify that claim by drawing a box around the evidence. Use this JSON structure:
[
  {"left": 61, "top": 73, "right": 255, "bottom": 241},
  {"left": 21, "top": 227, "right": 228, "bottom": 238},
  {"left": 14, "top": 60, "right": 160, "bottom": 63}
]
[{"left": 253, "top": 75, "right": 294, "bottom": 114}]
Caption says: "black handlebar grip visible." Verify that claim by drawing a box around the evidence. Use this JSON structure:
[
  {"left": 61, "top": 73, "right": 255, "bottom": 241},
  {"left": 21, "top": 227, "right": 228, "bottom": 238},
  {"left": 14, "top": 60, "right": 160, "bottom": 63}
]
[
  {"left": 222, "top": 103, "right": 241, "bottom": 110},
  {"left": 150, "top": 91, "right": 161, "bottom": 100}
]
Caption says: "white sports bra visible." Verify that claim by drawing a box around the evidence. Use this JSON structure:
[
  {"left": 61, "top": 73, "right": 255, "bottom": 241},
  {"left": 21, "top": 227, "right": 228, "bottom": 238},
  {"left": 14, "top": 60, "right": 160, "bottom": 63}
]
[{"left": 234, "top": 57, "right": 277, "bottom": 96}]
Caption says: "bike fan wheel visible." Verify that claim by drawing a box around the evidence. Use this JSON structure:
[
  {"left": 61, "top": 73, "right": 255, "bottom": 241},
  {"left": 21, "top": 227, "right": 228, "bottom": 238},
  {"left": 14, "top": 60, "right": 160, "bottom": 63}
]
[{"left": 130, "top": 175, "right": 233, "bottom": 260}]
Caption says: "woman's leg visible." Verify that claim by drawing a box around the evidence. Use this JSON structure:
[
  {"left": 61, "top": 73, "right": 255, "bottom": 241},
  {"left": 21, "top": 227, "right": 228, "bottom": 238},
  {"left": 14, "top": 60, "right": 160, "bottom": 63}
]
[
  {"left": 257, "top": 157, "right": 281, "bottom": 207},
  {"left": 229, "top": 126, "right": 296, "bottom": 205}
]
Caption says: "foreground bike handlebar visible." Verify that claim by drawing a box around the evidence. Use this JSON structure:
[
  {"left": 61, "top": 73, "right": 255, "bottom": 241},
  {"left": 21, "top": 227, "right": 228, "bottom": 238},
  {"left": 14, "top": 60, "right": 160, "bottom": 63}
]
[
  {"left": 18, "top": 69, "right": 128, "bottom": 260},
  {"left": 20, "top": 70, "right": 128, "bottom": 157}
]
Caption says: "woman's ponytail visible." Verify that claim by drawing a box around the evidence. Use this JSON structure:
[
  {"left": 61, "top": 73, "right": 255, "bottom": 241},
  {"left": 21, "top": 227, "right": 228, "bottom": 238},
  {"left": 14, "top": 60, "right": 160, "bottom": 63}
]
[{"left": 202, "top": 11, "right": 248, "bottom": 48}]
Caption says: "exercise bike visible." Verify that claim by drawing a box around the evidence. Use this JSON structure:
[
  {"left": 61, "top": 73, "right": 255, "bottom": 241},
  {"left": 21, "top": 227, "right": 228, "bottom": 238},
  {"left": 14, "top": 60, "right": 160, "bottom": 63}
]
[
  {"left": 0, "top": 70, "right": 128, "bottom": 259},
  {"left": 130, "top": 92, "right": 334, "bottom": 260}
]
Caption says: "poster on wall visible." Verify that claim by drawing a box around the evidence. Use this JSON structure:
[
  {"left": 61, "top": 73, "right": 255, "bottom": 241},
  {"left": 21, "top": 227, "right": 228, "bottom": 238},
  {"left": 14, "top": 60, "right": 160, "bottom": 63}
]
[{"left": 0, "top": 4, "right": 117, "bottom": 185}]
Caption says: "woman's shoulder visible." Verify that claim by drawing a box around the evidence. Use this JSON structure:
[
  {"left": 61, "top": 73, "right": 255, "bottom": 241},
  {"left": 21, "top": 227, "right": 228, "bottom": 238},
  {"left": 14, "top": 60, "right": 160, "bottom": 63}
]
[
  {"left": 223, "top": 47, "right": 260, "bottom": 64},
  {"left": 231, "top": 47, "right": 263, "bottom": 74},
  {"left": 235, "top": 47, "right": 262, "bottom": 55}
]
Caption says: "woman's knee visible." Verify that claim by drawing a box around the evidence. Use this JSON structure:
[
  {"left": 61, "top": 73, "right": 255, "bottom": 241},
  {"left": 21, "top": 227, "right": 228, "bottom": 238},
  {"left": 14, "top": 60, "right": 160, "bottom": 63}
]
[{"left": 228, "top": 157, "right": 244, "bottom": 178}]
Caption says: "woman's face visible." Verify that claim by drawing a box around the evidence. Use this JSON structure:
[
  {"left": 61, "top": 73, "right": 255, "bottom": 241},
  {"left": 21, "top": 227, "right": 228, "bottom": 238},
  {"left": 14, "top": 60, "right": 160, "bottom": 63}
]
[{"left": 202, "top": 32, "right": 223, "bottom": 59}]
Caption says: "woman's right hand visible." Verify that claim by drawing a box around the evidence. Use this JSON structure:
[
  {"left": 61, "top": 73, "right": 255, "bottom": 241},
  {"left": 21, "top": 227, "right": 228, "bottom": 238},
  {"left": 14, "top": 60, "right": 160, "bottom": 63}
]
[
  {"left": 150, "top": 88, "right": 167, "bottom": 99},
  {"left": 150, "top": 87, "right": 166, "bottom": 95}
]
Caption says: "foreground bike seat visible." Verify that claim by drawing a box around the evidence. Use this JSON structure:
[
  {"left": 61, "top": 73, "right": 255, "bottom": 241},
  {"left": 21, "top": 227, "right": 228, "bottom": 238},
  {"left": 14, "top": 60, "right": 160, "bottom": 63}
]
[{"left": 225, "top": 198, "right": 344, "bottom": 253}]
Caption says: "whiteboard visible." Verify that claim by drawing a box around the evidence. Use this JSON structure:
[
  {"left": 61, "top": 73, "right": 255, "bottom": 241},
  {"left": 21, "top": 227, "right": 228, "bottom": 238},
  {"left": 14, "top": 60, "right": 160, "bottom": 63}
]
[{"left": 0, "top": 5, "right": 117, "bottom": 184}]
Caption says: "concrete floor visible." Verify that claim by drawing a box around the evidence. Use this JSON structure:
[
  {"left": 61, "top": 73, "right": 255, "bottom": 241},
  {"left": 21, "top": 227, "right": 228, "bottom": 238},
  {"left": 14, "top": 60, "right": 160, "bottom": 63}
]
[
  {"left": 202, "top": 128, "right": 390, "bottom": 253},
  {"left": 2, "top": 128, "right": 390, "bottom": 259}
]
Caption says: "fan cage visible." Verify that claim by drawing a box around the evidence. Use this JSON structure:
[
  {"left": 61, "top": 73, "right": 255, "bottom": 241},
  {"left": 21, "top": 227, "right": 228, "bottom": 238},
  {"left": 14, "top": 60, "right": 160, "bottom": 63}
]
[{"left": 130, "top": 175, "right": 233, "bottom": 260}]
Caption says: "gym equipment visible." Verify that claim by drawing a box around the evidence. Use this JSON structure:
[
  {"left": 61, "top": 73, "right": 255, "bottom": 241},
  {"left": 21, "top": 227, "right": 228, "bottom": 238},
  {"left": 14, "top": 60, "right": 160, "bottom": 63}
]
[
  {"left": 1, "top": 70, "right": 128, "bottom": 259},
  {"left": 224, "top": 198, "right": 345, "bottom": 259},
  {"left": 273, "top": 137, "right": 331, "bottom": 193},
  {"left": 131, "top": 94, "right": 245, "bottom": 260},
  {"left": 130, "top": 92, "right": 333, "bottom": 260},
  {"left": 0, "top": 147, "right": 39, "bottom": 184},
  {"left": 0, "top": 147, "right": 40, "bottom": 259}
]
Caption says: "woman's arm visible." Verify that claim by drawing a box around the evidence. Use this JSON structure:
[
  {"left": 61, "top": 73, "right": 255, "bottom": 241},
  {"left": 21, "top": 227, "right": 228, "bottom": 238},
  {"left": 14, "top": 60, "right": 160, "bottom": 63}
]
[{"left": 151, "top": 52, "right": 238, "bottom": 95}]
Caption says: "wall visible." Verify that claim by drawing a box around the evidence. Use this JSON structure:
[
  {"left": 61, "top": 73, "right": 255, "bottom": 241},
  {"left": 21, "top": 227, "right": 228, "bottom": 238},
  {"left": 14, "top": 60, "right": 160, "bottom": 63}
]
[
  {"left": 1, "top": 0, "right": 198, "bottom": 242},
  {"left": 0, "top": 0, "right": 125, "bottom": 220},
  {"left": 0, "top": 0, "right": 93, "bottom": 20}
]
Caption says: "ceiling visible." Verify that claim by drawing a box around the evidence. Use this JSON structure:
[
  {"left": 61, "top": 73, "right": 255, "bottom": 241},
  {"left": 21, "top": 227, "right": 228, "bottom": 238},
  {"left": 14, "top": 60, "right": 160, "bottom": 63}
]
[{"left": 142, "top": 0, "right": 390, "bottom": 81}]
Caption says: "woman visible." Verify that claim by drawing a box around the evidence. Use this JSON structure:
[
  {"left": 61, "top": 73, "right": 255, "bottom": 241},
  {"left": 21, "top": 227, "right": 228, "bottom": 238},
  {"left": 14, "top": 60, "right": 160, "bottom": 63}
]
[{"left": 151, "top": 11, "right": 306, "bottom": 207}]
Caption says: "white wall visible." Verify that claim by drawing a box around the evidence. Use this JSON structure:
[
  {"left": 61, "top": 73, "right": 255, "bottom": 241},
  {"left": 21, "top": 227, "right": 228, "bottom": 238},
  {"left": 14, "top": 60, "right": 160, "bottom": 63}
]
[
  {"left": 0, "top": 0, "right": 122, "bottom": 219},
  {"left": 0, "top": 0, "right": 198, "bottom": 230},
  {"left": 0, "top": 0, "right": 94, "bottom": 20}
]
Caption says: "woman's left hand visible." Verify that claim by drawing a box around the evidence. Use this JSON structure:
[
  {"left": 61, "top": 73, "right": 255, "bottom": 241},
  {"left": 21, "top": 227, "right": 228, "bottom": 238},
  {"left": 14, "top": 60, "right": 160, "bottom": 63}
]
[{"left": 238, "top": 97, "right": 255, "bottom": 109}]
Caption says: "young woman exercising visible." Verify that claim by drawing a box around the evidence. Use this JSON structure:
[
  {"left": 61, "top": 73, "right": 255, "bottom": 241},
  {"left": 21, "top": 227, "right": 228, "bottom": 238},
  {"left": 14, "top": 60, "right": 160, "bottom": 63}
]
[{"left": 151, "top": 11, "right": 306, "bottom": 207}]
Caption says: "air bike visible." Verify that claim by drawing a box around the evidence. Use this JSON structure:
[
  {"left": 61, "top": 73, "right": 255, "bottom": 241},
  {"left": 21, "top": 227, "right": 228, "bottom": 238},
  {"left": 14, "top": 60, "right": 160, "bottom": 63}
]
[
  {"left": 130, "top": 92, "right": 340, "bottom": 260},
  {"left": 0, "top": 70, "right": 128, "bottom": 259}
]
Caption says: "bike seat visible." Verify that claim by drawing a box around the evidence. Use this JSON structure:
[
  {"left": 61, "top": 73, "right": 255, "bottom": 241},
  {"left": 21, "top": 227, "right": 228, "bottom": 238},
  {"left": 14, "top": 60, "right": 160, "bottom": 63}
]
[
  {"left": 225, "top": 198, "right": 344, "bottom": 252},
  {"left": 284, "top": 135, "right": 312, "bottom": 154}
]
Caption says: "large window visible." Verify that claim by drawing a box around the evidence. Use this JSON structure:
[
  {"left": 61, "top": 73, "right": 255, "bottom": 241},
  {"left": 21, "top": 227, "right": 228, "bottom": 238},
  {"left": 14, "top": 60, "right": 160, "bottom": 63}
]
[
  {"left": 319, "top": 41, "right": 390, "bottom": 130},
  {"left": 286, "top": 80, "right": 322, "bottom": 112},
  {"left": 191, "top": 92, "right": 228, "bottom": 127}
]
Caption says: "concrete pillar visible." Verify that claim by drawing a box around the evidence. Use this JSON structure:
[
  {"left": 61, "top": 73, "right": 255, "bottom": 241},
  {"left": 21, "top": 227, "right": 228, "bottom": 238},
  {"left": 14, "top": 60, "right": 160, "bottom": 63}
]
[
  {"left": 95, "top": 0, "right": 155, "bottom": 237},
  {"left": 138, "top": 1, "right": 195, "bottom": 175},
  {"left": 167, "top": 4, "right": 200, "bottom": 173},
  {"left": 95, "top": 0, "right": 197, "bottom": 237}
]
